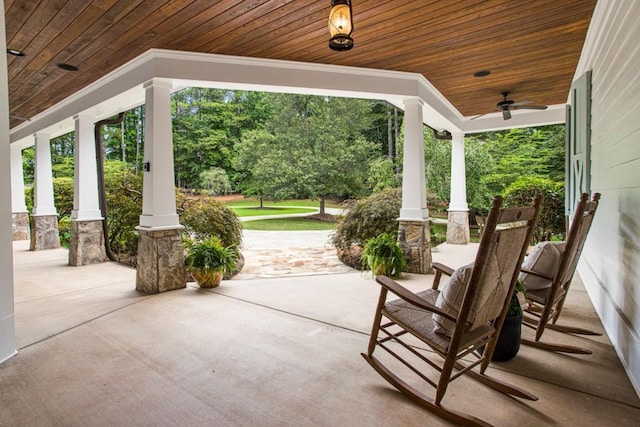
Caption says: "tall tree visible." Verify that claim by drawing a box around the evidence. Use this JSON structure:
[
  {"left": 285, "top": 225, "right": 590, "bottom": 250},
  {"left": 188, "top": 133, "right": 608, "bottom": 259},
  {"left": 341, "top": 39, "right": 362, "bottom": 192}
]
[{"left": 236, "top": 94, "right": 378, "bottom": 213}]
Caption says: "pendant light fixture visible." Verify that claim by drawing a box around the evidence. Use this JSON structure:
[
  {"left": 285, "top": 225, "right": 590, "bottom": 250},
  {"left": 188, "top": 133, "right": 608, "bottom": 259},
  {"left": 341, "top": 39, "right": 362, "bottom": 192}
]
[{"left": 328, "top": 0, "right": 354, "bottom": 51}]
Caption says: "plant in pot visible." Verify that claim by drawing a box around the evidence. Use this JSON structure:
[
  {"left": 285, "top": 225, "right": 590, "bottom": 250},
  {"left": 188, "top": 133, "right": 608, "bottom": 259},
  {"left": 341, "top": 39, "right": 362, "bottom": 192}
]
[
  {"left": 184, "top": 236, "right": 238, "bottom": 288},
  {"left": 361, "top": 233, "right": 407, "bottom": 278},
  {"left": 488, "top": 280, "right": 526, "bottom": 361}
]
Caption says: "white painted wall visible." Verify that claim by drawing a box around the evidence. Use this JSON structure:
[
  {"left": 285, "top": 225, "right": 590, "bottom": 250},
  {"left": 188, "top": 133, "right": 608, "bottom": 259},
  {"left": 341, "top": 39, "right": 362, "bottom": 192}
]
[
  {"left": 573, "top": 0, "right": 640, "bottom": 395},
  {"left": 0, "top": 0, "right": 17, "bottom": 364}
]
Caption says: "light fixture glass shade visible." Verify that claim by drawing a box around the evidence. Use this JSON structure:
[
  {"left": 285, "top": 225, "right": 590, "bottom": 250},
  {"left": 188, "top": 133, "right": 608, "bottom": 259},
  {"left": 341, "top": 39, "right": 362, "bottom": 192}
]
[{"left": 328, "top": 1, "right": 353, "bottom": 51}]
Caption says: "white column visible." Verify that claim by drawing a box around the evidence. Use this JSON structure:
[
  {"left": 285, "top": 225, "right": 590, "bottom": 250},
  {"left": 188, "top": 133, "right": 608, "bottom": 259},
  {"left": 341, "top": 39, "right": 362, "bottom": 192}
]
[
  {"left": 10, "top": 144, "right": 27, "bottom": 213},
  {"left": 399, "top": 97, "right": 428, "bottom": 220},
  {"left": 0, "top": 0, "right": 17, "bottom": 364},
  {"left": 71, "top": 113, "right": 102, "bottom": 220},
  {"left": 32, "top": 132, "right": 57, "bottom": 216},
  {"left": 138, "top": 79, "right": 180, "bottom": 230},
  {"left": 449, "top": 132, "right": 468, "bottom": 211}
]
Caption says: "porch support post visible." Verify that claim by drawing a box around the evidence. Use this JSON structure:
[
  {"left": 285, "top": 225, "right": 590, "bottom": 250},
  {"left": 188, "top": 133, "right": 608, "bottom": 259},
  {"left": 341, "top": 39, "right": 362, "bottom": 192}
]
[
  {"left": 397, "top": 97, "right": 431, "bottom": 273},
  {"left": 446, "top": 131, "right": 470, "bottom": 244},
  {"left": 1, "top": 2, "right": 17, "bottom": 364},
  {"left": 69, "top": 113, "right": 107, "bottom": 266},
  {"left": 10, "top": 144, "right": 30, "bottom": 240},
  {"left": 30, "top": 132, "right": 60, "bottom": 250},
  {"left": 136, "top": 78, "right": 185, "bottom": 294}
]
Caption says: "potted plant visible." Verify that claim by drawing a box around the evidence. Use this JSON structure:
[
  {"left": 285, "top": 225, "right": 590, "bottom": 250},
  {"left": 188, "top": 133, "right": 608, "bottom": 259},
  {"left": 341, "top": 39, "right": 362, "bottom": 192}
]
[
  {"left": 184, "top": 237, "right": 238, "bottom": 288},
  {"left": 490, "top": 280, "right": 526, "bottom": 361},
  {"left": 361, "top": 233, "right": 407, "bottom": 278}
]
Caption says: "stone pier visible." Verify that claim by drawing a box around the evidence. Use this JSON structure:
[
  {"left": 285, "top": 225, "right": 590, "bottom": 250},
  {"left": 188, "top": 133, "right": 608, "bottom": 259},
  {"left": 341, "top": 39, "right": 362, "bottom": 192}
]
[
  {"left": 68, "top": 220, "right": 107, "bottom": 266},
  {"left": 30, "top": 215, "right": 60, "bottom": 251},
  {"left": 446, "top": 210, "right": 471, "bottom": 244},
  {"left": 136, "top": 228, "right": 185, "bottom": 294},
  {"left": 12, "top": 212, "right": 30, "bottom": 241},
  {"left": 398, "top": 219, "right": 432, "bottom": 274}
]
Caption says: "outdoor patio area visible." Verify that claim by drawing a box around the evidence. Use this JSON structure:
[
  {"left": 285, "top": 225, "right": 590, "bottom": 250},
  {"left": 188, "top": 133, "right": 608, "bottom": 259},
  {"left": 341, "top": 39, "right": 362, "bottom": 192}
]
[{"left": 1, "top": 240, "right": 639, "bottom": 426}]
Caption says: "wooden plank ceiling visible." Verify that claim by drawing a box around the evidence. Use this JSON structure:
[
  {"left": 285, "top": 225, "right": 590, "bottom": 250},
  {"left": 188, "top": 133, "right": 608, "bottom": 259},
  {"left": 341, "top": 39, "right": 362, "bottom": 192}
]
[{"left": 5, "top": 0, "right": 597, "bottom": 129}]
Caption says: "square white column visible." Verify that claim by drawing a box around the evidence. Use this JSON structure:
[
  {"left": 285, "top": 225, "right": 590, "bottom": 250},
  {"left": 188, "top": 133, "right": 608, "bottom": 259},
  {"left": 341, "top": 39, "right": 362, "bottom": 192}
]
[
  {"left": 449, "top": 132, "right": 469, "bottom": 211},
  {"left": 138, "top": 78, "right": 180, "bottom": 230},
  {"left": 71, "top": 113, "right": 103, "bottom": 220},
  {"left": 10, "top": 144, "right": 28, "bottom": 213},
  {"left": 32, "top": 132, "right": 58, "bottom": 216},
  {"left": 0, "top": 0, "right": 17, "bottom": 364},
  {"left": 399, "top": 97, "right": 429, "bottom": 221}
]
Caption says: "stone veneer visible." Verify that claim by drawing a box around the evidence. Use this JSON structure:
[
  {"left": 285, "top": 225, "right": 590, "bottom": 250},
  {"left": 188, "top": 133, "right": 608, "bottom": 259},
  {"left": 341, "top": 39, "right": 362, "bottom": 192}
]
[
  {"left": 30, "top": 215, "right": 60, "bottom": 250},
  {"left": 398, "top": 219, "right": 432, "bottom": 274},
  {"left": 68, "top": 220, "right": 107, "bottom": 266},
  {"left": 12, "top": 212, "right": 30, "bottom": 241},
  {"left": 446, "top": 210, "right": 471, "bottom": 245},
  {"left": 136, "top": 228, "right": 186, "bottom": 294}
]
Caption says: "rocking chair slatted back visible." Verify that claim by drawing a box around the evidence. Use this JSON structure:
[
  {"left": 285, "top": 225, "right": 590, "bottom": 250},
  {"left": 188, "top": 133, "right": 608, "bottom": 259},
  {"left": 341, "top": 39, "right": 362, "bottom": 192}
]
[{"left": 523, "top": 192, "right": 601, "bottom": 352}]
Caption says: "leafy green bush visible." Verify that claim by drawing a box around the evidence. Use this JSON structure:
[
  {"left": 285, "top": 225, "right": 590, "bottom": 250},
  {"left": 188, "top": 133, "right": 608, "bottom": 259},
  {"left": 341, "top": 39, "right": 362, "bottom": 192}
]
[
  {"left": 179, "top": 197, "right": 243, "bottom": 248},
  {"left": 103, "top": 161, "right": 143, "bottom": 259},
  {"left": 331, "top": 187, "right": 402, "bottom": 251},
  {"left": 503, "top": 176, "right": 565, "bottom": 243},
  {"left": 24, "top": 177, "right": 74, "bottom": 217},
  {"left": 58, "top": 216, "right": 72, "bottom": 248},
  {"left": 361, "top": 233, "right": 406, "bottom": 278}
]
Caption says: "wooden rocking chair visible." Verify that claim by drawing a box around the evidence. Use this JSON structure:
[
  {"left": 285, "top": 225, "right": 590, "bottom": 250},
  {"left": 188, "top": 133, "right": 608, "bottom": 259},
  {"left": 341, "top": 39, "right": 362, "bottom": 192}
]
[
  {"left": 362, "top": 195, "right": 541, "bottom": 427},
  {"left": 520, "top": 192, "right": 601, "bottom": 354}
]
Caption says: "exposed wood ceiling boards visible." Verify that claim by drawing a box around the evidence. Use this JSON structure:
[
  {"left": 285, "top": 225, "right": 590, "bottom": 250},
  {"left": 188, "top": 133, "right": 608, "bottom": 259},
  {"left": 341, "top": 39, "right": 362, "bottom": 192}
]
[{"left": 5, "top": 0, "right": 597, "bottom": 129}]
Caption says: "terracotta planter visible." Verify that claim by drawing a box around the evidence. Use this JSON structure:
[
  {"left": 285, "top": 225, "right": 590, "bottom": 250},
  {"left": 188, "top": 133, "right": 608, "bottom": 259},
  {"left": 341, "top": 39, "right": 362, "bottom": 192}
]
[{"left": 191, "top": 269, "right": 223, "bottom": 288}]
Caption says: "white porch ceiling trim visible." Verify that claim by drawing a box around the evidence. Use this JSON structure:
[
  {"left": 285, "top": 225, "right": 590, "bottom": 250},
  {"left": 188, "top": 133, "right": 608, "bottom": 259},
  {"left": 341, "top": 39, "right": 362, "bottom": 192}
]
[{"left": 10, "top": 49, "right": 565, "bottom": 147}]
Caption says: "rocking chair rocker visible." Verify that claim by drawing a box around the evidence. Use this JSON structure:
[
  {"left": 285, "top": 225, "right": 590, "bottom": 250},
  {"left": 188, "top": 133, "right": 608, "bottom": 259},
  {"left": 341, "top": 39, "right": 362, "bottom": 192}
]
[
  {"left": 520, "top": 192, "right": 601, "bottom": 354},
  {"left": 362, "top": 195, "right": 541, "bottom": 426}
]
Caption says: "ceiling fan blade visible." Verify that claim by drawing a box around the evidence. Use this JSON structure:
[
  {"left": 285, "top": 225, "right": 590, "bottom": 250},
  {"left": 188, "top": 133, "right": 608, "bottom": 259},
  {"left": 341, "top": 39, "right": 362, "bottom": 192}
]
[
  {"left": 469, "top": 112, "right": 489, "bottom": 120},
  {"left": 514, "top": 105, "right": 548, "bottom": 110},
  {"left": 511, "top": 100, "right": 533, "bottom": 107},
  {"left": 503, "top": 109, "right": 512, "bottom": 120}
]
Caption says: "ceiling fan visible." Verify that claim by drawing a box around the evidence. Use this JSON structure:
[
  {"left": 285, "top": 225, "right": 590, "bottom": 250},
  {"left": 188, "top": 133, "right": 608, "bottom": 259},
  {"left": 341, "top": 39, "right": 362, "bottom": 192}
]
[{"left": 472, "top": 91, "right": 548, "bottom": 120}]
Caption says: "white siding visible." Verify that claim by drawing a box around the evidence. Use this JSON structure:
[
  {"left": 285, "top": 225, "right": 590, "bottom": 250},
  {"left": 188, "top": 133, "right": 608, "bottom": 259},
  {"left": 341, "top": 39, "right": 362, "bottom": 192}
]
[{"left": 574, "top": 0, "right": 640, "bottom": 395}]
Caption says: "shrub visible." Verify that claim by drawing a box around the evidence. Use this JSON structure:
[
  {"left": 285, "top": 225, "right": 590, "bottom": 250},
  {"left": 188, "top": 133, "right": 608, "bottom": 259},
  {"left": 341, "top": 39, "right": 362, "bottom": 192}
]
[
  {"left": 331, "top": 187, "right": 402, "bottom": 251},
  {"left": 503, "top": 176, "right": 565, "bottom": 243},
  {"left": 24, "top": 177, "right": 74, "bottom": 218},
  {"left": 104, "top": 162, "right": 143, "bottom": 259},
  {"left": 179, "top": 197, "right": 243, "bottom": 248},
  {"left": 58, "top": 216, "right": 72, "bottom": 248}
]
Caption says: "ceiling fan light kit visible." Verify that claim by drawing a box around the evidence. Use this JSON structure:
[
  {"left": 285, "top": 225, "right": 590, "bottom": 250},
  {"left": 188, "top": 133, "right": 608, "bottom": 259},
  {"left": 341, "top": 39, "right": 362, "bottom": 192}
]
[{"left": 328, "top": 0, "right": 354, "bottom": 51}]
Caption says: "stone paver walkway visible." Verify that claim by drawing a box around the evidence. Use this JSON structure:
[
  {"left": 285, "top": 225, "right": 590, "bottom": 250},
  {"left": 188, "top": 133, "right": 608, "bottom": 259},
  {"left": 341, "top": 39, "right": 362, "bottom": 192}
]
[{"left": 234, "top": 246, "right": 354, "bottom": 279}]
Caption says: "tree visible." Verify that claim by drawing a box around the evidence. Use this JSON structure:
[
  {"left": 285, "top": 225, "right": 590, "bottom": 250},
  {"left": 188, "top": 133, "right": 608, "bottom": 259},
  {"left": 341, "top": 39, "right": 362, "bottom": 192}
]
[
  {"left": 199, "top": 167, "right": 232, "bottom": 195},
  {"left": 243, "top": 94, "right": 377, "bottom": 213}
]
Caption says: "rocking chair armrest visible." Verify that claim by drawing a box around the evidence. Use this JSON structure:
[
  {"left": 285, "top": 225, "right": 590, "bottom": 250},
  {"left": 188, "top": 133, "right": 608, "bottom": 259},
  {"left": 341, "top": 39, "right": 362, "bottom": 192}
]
[
  {"left": 375, "top": 275, "right": 457, "bottom": 322},
  {"left": 520, "top": 267, "right": 555, "bottom": 281},
  {"left": 431, "top": 262, "right": 454, "bottom": 290}
]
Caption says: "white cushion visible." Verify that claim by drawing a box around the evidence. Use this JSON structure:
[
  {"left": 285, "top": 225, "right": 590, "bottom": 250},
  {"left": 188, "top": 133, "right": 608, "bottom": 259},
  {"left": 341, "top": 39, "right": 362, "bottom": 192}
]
[
  {"left": 433, "top": 262, "right": 474, "bottom": 337},
  {"left": 519, "top": 241, "right": 566, "bottom": 290}
]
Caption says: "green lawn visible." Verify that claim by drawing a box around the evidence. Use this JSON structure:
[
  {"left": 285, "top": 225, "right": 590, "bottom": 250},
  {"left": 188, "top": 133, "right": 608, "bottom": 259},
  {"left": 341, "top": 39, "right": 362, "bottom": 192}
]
[
  {"left": 231, "top": 206, "right": 316, "bottom": 217},
  {"left": 225, "top": 198, "right": 342, "bottom": 209},
  {"left": 242, "top": 217, "right": 337, "bottom": 231}
]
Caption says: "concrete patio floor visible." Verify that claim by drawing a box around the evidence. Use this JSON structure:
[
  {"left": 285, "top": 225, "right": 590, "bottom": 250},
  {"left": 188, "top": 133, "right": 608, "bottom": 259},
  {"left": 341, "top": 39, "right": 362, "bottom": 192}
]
[{"left": 2, "top": 240, "right": 639, "bottom": 426}]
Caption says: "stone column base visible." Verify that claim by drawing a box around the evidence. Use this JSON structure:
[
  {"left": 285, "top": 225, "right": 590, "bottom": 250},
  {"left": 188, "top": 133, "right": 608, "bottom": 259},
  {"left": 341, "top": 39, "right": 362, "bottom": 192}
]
[
  {"left": 136, "top": 228, "right": 186, "bottom": 294},
  {"left": 12, "top": 212, "right": 30, "bottom": 241},
  {"left": 446, "top": 210, "right": 471, "bottom": 245},
  {"left": 69, "top": 220, "right": 107, "bottom": 266},
  {"left": 30, "top": 215, "right": 60, "bottom": 251},
  {"left": 398, "top": 219, "right": 432, "bottom": 274}
]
